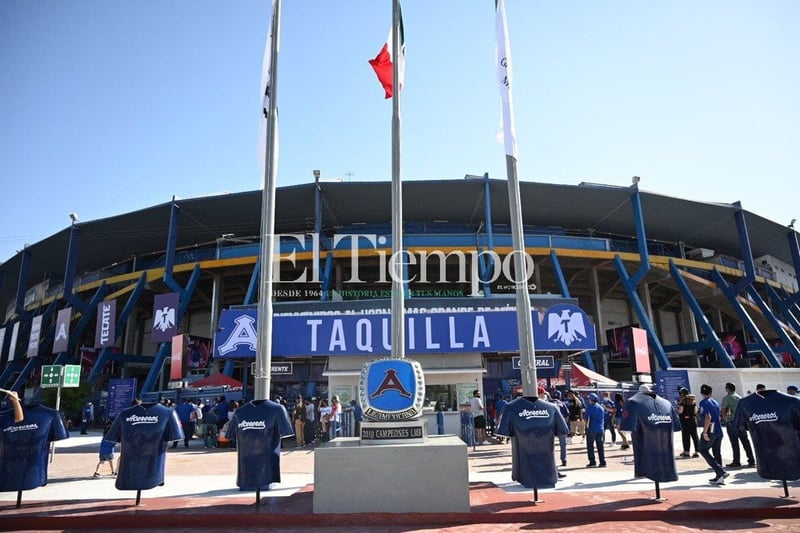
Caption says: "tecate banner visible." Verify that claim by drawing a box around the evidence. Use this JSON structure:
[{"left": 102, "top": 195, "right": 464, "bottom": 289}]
[{"left": 214, "top": 303, "right": 596, "bottom": 359}]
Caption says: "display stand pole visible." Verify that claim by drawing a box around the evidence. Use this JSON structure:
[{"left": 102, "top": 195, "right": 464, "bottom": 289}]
[
  {"left": 135, "top": 490, "right": 141, "bottom": 506},
  {"left": 652, "top": 481, "right": 666, "bottom": 502},
  {"left": 16, "top": 490, "right": 22, "bottom": 509},
  {"left": 49, "top": 385, "right": 62, "bottom": 463},
  {"left": 780, "top": 480, "right": 792, "bottom": 499},
  {"left": 255, "top": 487, "right": 261, "bottom": 507},
  {"left": 530, "top": 485, "right": 543, "bottom": 505}
]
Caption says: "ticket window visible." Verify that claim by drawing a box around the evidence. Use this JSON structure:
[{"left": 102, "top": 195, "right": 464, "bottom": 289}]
[{"left": 425, "top": 384, "right": 459, "bottom": 412}]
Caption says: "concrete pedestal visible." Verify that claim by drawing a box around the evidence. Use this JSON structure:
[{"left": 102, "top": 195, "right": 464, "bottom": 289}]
[{"left": 313, "top": 434, "right": 469, "bottom": 513}]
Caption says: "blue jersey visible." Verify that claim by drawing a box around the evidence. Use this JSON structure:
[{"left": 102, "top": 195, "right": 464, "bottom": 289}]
[
  {"left": 584, "top": 402, "right": 605, "bottom": 433},
  {"left": 174, "top": 402, "right": 195, "bottom": 424},
  {"left": 698, "top": 396, "right": 723, "bottom": 435},
  {"left": 619, "top": 392, "right": 681, "bottom": 482},
  {"left": 107, "top": 403, "right": 184, "bottom": 490},
  {"left": 226, "top": 400, "right": 294, "bottom": 489},
  {"left": 495, "top": 397, "right": 569, "bottom": 489},
  {"left": 0, "top": 404, "right": 69, "bottom": 491},
  {"left": 734, "top": 390, "right": 800, "bottom": 481}
]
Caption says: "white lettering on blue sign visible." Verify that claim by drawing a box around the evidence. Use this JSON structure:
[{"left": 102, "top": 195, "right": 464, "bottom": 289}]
[{"left": 217, "top": 314, "right": 258, "bottom": 355}]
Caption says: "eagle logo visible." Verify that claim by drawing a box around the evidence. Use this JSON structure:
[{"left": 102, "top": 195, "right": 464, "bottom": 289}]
[
  {"left": 547, "top": 309, "right": 587, "bottom": 346},
  {"left": 153, "top": 306, "right": 176, "bottom": 332}
]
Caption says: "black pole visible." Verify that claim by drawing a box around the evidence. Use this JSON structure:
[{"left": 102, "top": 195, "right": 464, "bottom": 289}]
[
  {"left": 782, "top": 480, "right": 790, "bottom": 498},
  {"left": 135, "top": 489, "right": 141, "bottom": 506},
  {"left": 16, "top": 490, "right": 22, "bottom": 509},
  {"left": 655, "top": 481, "right": 661, "bottom": 501},
  {"left": 256, "top": 487, "right": 261, "bottom": 506}
]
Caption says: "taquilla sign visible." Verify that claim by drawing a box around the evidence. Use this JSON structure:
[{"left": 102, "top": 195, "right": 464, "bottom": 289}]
[{"left": 214, "top": 302, "right": 596, "bottom": 358}]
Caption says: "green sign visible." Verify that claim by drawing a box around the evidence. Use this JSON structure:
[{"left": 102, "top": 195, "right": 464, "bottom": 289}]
[
  {"left": 40, "top": 365, "right": 63, "bottom": 388},
  {"left": 63, "top": 365, "right": 81, "bottom": 387}
]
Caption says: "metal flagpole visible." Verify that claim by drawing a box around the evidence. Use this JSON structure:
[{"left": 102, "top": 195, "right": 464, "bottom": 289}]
[
  {"left": 390, "top": 0, "right": 405, "bottom": 359},
  {"left": 496, "top": 0, "right": 536, "bottom": 396},
  {"left": 255, "top": 0, "right": 281, "bottom": 400}
]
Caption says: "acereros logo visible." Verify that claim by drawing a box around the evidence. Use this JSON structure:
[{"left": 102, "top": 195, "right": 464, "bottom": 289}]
[
  {"left": 518, "top": 408, "right": 550, "bottom": 419},
  {"left": 238, "top": 420, "right": 266, "bottom": 431},
  {"left": 750, "top": 412, "right": 779, "bottom": 424}
]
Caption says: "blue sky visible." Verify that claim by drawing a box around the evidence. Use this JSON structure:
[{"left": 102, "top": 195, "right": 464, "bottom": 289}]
[{"left": 1, "top": 1, "right": 798, "bottom": 265}]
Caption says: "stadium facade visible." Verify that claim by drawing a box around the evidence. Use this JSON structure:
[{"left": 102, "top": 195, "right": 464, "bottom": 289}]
[{"left": 1, "top": 177, "right": 799, "bottom": 411}]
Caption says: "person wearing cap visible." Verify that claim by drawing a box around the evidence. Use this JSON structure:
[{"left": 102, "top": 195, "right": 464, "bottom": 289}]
[
  {"left": 698, "top": 384, "right": 729, "bottom": 484},
  {"left": 583, "top": 393, "right": 606, "bottom": 467},
  {"left": 676, "top": 387, "right": 700, "bottom": 458},
  {"left": 291, "top": 395, "right": 307, "bottom": 447},
  {"left": 787, "top": 385, "right": 798, "bottom": 396},
  {"left": 720, "top": 383, "right": 755, "bottom": 468}
]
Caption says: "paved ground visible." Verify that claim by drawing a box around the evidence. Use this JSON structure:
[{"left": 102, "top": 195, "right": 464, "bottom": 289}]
[{"left": 2, "top": 429, "right": 799, "bottom": 531}]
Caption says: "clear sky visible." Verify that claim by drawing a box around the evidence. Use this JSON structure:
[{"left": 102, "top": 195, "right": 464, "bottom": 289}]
[{"left": 1, "top": 1, "right": 798, "bottom": 265}]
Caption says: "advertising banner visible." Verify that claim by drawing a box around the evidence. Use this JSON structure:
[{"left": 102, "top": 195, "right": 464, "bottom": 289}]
[
  {"left": 8, "top": 323, "right": 19, "bottom": 362},
  {"left": 171, "top": 334, "right": 185, "bottom": 380},
  {"left": 94, "top": 299, "right": 117, "bottom": 348},
  {"left": 107, "top": 378, "right": 138, "bottom": 420},
  {"left": 53, "top": 307, "right": 72, "bottom": 354},
  {"left": 215, "top": 303, "right": 596, "bottom": 359},
  {"left": 631, "top": 327, "right": 651, "bottom": 374},
  {"left": 27, "top": 315, "right": 43, "bottom": 358},
  {"left": 151, "top": 292, "right": 179, "bottom": 344}
]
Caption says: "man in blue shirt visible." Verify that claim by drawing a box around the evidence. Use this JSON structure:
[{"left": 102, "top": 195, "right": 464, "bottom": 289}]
[
  {"left": 583, "top": 393, "right": 606, "bottom": 467},
  {"left": 698, "top": 383, "right": 728, "bottom": 484},
  {"left": 173, "top": 399, "right": 196, "bottom": 449}
]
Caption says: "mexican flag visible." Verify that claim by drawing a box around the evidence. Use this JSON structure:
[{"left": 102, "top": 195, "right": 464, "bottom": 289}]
[{"left": 369, "top": 4, "right": 405, "bottom": 99}]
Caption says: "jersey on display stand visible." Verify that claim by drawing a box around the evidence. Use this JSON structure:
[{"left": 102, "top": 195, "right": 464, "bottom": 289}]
[
  {"left": 226, "top": 399, "right": 294, "bottom": 491},
  {"left": 734, "top": 390, "right": 800, "bottom": 482},
  {"left": 0, "top": 404, "right": 69, "bottom": 492},
  {"left": 495, "top": 397, "right": 569, "bottom": 489},
  {"left": 106, "top": 402, "right": 184, "bottom": 491},
  {"left": 619, "top": 391, "right": 681, "bottom": 483}
]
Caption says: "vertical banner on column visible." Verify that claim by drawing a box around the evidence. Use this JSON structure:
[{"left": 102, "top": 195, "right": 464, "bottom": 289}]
[
  {"left": 53, "top": 308, "right": 73, "bottom": 354},
  {"left": 151, "top": 292, "right": 179, "bottom": 344},
  {"left": 631, "top": 327, "right": 651, "bottom": 374},
  {"left": 0, "top": 327, "right": 6, "bottom": 361},
  {"left": 95, "top": 299, "right": 117, "bottom": 348},
  {"left": 8, "top": 323, "right": 20, "bottom": 362},
  {"left": 27, "top": 315, "right": 43, "bottom": 358},
  {"left": 170, "top": 334, "right": 185, "bottom": 381}
]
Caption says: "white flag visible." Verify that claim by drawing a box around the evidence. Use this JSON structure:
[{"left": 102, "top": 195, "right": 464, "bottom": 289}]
[
  {"left": 495, "top": 0, "right": 517, "bottom": 159},
  {"left": 258, "top": 0, "right": 279, "bottom": 180}
]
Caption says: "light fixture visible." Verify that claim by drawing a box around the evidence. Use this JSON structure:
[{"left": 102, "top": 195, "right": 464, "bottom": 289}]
[
  {"left": 313, "top": 170, "right": 321, "bottom": 179},
  {"left": 790, "top": 218, "right": 796, "bottom": 229},
  {"left": 69, "top": 212, "right": 79, "bottom": 223},
  {"left": 631, "top": 176, "right": 641, "bottom": 185}
]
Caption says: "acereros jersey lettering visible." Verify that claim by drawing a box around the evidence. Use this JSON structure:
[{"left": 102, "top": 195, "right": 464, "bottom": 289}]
[
  {"left": 107, "top": 403, "right": 184, "bottom": 490},
  {"left": 619, "top": 392, "right": 681, "bottom": 482},
  {"left": 734, "top": 391, "right": 800, "bottom": 481},
  {"left": 495, "top": 397, "right": 568, "bottom": 489},
  {"left": 226, "top": 400, "right": 294, "bottom": 489},
  {"left": 0, "top": 404, "right": 69, "bottom": 491}
]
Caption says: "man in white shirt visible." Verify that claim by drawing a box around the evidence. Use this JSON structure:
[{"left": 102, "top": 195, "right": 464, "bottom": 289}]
[{"left": 469, "top": 390, "right": 490, "bottom": 445}]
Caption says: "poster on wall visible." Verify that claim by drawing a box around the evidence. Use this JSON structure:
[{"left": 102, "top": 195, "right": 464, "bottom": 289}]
[
  {"left": 53, "top": 307, "right": 72, "bottom": 354},
  {"left": 719, "top": 330, "right": 745, "bottom": 360},
  {"left": 606, "top": 325, "right": 638, "bottom": 360},
  {"left": 94, "top": 299, "right": 117, "bottom": 348},
  {"left": 331, "top": 385, "right": 353, "bottom": 406},
  {"left": 185, "top": 335, "right": 212, "bottom": 368},
  {"left": 457, "top": 383, "right": 478, "bottom": 407}
]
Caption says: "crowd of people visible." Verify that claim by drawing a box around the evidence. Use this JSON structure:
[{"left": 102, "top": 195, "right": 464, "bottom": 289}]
[{"left": 476, "top": 381, "right": 799, "bottom": 484}]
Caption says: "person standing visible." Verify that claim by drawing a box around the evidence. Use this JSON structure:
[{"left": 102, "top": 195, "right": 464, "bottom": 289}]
[
  {"left": 565, "top": 390, "right": 585, "bottom": 443},
  {"left": 698, "top": 384, "right": 728, "bottom": 484},
  {"left": 80, "top": 401, "right": 93, "bottom": 435},
  {"left": 469, "top": 390, "right": 489, "bottom": 445},
  {"left": 291, "top": 395, "right": 307, "bottom": 447},
  {"left": 350, "top": 399, "right": 363, "bottom": 437},
  {"left": 613, "top": 392, "right": 630, "bottom": 450},
  {"left": 173, "top": 399, "right": 196, "bottom": 448},
  {"left": 551, "top": 391, "right": 569, "bottom": 466},
  {"left": 583, "top": 393, "right": 606, "bottom": 467},
  {"left": 601, "top": 391, "right": 616, "bottom": 445},
  {"left": 676, "top": 387, "right": 700, "bottom": 457},
  {"left": 304, "top": 397, "right": 316, "bottom": 445},
  {"left": 720, "top": 383, "right": 755, "bottom": 468},
  {"left": 329, "top": 396, "right": 341, "bottom": 441}
]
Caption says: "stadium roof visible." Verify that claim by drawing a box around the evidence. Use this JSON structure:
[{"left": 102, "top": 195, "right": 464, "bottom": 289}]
[{"left": 1, "top": 179, "right": 796, "bottom": 314}]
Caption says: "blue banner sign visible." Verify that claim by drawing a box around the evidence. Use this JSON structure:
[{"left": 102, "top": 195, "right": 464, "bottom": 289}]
[{"left": 214, "top": 303, "right": 596, "bottom": 359}]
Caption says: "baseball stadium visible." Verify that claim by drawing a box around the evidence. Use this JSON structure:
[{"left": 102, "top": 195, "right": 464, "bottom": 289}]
[{"left": 1, "top": 176, "right": 799, "bottom": 422}]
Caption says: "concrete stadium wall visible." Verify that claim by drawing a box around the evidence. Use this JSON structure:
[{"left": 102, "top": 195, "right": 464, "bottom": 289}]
[{"left": 684, "top": 368, "right": 800, "bottom": 398}]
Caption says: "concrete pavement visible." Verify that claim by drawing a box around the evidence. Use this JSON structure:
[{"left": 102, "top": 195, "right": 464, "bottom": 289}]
[{"left": 1, "top": 429, "right": 799, "bottom": 530}]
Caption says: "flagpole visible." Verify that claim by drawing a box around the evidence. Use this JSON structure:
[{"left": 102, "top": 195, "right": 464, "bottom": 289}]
[
  {"left": 255, "top": 0, "right": 281, "bottom": 401},
  {"left": 390, "top": 0, "right": 405, "bottom": 359},
  {"left": 496, "top": 0, "right": 536, "bottom": 396}
]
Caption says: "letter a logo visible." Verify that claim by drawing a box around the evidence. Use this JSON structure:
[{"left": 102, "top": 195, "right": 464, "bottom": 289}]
[
  {"left": 217, "top": 314, "right": 258, "bottom": 355},
  {"left": 370, "top": 369, "right": 412, "bottom": 399}
]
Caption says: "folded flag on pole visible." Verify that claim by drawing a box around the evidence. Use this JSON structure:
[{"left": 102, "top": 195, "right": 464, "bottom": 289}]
[
  {"left": 369, "top": 4, "right": 405, "bottom": 99},
  {"left": 495, "top": 0, "right": 517, "bottom": 159}
]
